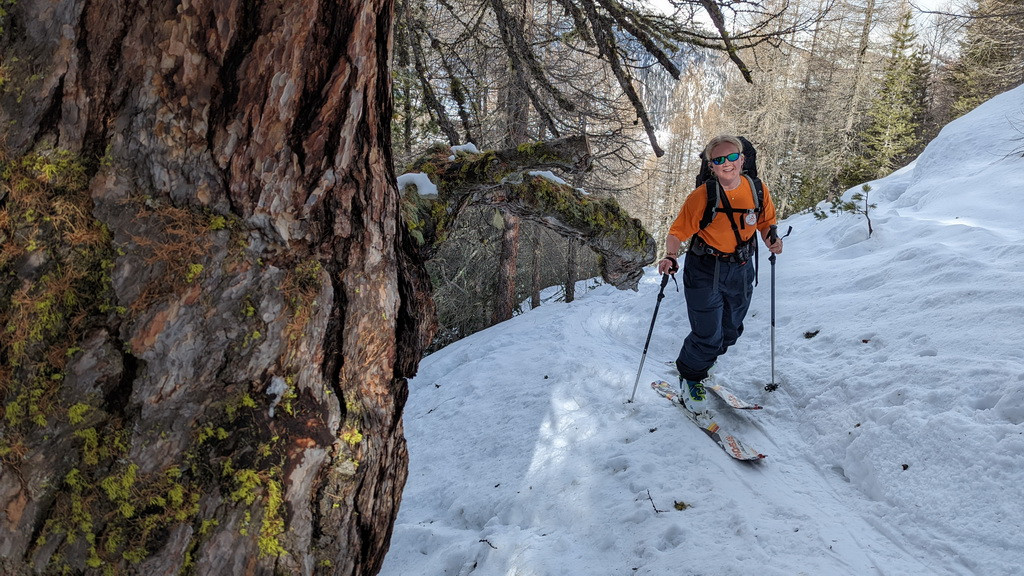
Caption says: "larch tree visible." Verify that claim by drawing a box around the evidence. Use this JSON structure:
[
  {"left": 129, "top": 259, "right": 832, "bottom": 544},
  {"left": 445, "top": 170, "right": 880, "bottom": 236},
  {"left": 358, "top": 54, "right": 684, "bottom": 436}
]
[{"left": 0, "top": 0, "right": 431, "bottom": 574}]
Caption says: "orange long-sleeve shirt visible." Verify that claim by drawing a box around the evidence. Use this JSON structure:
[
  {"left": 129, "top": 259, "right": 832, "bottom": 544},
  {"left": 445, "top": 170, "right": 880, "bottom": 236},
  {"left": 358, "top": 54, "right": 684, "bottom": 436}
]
[{"left": 668, "top": 177, "right": 778, "bottom": 253}]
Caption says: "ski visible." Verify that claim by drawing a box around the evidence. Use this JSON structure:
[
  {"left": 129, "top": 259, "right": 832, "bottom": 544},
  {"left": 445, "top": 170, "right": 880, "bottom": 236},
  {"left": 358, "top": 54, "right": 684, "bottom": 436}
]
[
  {"left": 651, "top": 381, "right": 765, "bottom": 461},
  {"left": 661, "top": 362, "right": 763, "bottom": 411},
  {"left": 707, "top": 382, "right": 763, "bottom": 410}
]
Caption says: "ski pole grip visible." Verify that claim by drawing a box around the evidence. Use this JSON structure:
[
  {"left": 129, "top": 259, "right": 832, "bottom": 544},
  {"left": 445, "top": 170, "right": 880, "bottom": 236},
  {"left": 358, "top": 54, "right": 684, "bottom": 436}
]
[{"left": 768, "top": 224, "right": 779, "bottom": 244}]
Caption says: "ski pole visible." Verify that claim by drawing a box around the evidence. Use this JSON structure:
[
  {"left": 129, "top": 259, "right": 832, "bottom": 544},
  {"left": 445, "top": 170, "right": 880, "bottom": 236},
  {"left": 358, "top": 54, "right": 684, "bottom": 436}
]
[
  {"left": 629, "top": 272, "right": 674, "bottom": 403},
  {"left": 766, "top": 225, "right": 792, "bottom": 392}
]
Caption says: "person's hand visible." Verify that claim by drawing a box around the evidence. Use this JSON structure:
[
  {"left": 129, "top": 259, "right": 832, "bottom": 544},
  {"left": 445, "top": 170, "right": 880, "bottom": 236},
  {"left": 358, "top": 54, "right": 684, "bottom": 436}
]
[
  {"left": 766, "top": 237, "right": 783, "bottom": 255},
  {"left": 658, "top": 256, "right": 679, "bottom": 274}
]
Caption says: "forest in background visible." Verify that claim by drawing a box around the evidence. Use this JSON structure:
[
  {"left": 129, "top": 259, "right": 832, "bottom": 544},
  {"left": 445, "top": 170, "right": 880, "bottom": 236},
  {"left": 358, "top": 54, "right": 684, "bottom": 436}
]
[{"left": 393, "top": 0, "right": 1024, "bottom": 350}]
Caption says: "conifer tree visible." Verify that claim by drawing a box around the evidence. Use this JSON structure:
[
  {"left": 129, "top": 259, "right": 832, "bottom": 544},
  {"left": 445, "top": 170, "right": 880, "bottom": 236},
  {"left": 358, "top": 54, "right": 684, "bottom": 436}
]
[
  {"left": 841, "top": 8, "right": 929, "bottom": 186},
  {"left": 947, "top": 0, "right": 1024, "bottom": 118}
]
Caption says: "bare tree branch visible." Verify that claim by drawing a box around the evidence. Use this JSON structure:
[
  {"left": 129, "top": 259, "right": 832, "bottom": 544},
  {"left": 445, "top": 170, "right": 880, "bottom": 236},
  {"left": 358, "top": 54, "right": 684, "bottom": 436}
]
[
  {"left": 910, "top": 2, "right": 1024, "bottom": 18},
  {"left": 594, "top": 0, "right": 682, "bottom": 78},
  {"left": 403, "top": 0, "right": 462, "bottom": 144},
  {"left": 579, "top": 0, "right": 667, "bottom": 156},
  {"left": 489, "top": 0, "right": 578, "bottom": 114},
  {"left": 699, "top": 0, "right": 755, "bottom": 82}
]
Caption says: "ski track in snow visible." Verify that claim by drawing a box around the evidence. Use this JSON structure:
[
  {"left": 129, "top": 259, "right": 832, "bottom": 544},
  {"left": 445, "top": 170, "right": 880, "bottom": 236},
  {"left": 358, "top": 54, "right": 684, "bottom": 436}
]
[{"left": 380, "top": 87, "right": 1024, "bottom": 576}]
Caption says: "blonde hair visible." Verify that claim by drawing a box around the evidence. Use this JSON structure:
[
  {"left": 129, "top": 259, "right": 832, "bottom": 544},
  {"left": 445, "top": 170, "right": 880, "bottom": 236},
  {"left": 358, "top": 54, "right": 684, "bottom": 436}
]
[{"left": 703, "top": 135, "right": 744, "bottom": 164}]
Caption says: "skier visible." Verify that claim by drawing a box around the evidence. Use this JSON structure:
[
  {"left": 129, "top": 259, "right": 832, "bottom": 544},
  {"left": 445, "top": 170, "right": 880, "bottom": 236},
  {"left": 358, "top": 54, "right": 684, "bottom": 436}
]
[{"left": 657, "top": 135, "right": 784, "bottom": 415}]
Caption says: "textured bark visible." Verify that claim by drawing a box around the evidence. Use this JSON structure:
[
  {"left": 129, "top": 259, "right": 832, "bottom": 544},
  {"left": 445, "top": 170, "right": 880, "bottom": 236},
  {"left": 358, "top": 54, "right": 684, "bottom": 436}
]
[
  {"left": 530, "top": 233, "right": 542, "bottom": 309},
  {"left": 491, "top": 0, "right": 531, "bottom": 326},
  {"left": 0, "top": 1, "right": 431, "bottom": 575},
  {"left": 491, "top": 213, "right": 520, "bottom": 323},
  {"left": 565, "top": 238, "right": 579, "bottom": 303}
]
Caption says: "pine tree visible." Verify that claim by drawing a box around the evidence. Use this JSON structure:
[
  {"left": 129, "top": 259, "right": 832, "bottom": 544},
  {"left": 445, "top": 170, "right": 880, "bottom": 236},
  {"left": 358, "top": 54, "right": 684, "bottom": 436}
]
[
  {"left": 841, "top": 8, "right": 929, "bottom": 186},
  {"left": 947, "top": 0, "right": 1024, "bottom": 118}
]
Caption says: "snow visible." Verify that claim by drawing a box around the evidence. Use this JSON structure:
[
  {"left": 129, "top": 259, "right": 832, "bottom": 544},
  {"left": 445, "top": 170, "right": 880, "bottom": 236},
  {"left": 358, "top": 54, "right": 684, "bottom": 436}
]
[
  {"left": 451, "top": 142, "right": 482, "bottom": 159},
  {"left": 397, "top": 172, "right": 438, "bottom": 197},
  {"left": 379, "top": 86, "right": 1024, "bottom": 576},
  {"left": 527, "top": 170, "right": 569, "bottom": 186},
  {"left": 526, "top": 170, "right": 591, "bottom": 196}
]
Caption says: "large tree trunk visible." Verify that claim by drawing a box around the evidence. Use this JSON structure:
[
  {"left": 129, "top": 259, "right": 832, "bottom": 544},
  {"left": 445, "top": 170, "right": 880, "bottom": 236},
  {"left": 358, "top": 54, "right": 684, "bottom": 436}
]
[
  {"left": 530, "top": 231, "right": 542, "bottom": 309},
  {"left": 491, "top": 212, "right": 520, "bottom": 323},
  {"left": 0, "top": 1, "right": 433, "bottom": 575},
  {"left": 565, "top": 238, "right": 579, "bottom": 304},
  {"left": 490, "top": 0, "right": 532, "bottom": 325}
]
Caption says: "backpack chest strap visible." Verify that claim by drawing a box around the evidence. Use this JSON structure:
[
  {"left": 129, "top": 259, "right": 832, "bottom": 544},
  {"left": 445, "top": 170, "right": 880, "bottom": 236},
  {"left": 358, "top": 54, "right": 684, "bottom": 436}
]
[{"left": 711, "top": 175, "right": 762, "bottom": 247}]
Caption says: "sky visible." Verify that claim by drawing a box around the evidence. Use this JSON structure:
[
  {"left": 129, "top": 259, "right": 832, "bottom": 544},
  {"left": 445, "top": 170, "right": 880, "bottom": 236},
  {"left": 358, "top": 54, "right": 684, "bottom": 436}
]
[{"left": 379, "top": 86, "right": 1024, "bottom": 575}]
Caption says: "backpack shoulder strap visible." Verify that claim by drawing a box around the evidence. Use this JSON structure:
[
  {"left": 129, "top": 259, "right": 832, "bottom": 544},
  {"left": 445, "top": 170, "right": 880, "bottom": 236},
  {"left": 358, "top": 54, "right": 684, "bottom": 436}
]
[
  {"left": 699, "top": 179, "right": 720, "bottom": 230},
  {"left": 744, "top": 174, "right": 763, "bottom": 213},
  {"left": 700, "top": 176, "right": 761, "bottom": 230}
]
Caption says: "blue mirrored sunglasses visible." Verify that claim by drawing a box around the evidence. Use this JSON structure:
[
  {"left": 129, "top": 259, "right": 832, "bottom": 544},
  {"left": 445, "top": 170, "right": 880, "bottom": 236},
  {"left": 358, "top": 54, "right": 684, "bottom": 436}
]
[{"left": 711, "top": 152, "right": 741, "bottom": 165}]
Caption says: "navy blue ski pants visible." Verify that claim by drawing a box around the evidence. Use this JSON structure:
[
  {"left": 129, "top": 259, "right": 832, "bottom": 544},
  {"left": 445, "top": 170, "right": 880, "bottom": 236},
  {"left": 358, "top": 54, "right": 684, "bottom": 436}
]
[{"left": 675, "top": 251, "right": 755, "bottom": 382}]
